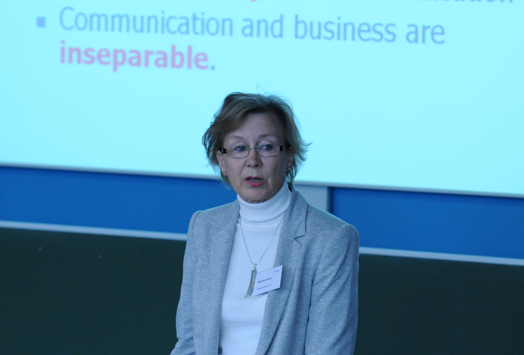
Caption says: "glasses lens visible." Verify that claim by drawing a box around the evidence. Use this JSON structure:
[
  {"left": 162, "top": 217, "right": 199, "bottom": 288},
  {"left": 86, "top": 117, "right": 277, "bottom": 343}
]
[
  {"left": 225, "top": 145, "right": 282, "bottom": 158},
  {"left": 257, "top": 144, "right": 280, "bottom": 157},
  {"left": 227, "top": 145, "right": 249, "bottom": 158}
]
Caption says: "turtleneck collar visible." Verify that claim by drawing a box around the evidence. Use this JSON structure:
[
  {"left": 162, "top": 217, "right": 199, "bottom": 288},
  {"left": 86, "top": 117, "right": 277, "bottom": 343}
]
[{"left": 237, "top": 181, "right": 292, "bottom": 226}]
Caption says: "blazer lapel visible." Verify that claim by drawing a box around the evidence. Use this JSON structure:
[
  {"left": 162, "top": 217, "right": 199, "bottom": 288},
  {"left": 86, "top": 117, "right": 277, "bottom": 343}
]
[
  {"left": 255, "top": 190, "right": 308, "bottom": 355},
  {"left": 196, "top": 201, "right": 239, "bottom": 354}
]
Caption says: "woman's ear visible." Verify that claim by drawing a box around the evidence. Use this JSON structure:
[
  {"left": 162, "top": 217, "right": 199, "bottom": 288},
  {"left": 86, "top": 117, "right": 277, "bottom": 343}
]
[
  {"left": 286, "top": 146, "right": 295, "bottom": 168},
  {"left": 216, "top": 150, "right": 226, "bottom": 171}
]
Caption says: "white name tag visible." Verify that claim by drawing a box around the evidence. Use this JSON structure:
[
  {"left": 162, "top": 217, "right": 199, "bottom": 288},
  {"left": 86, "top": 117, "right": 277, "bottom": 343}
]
[{"left": 252, "top": 265, "right": 283, "bottom": 296}]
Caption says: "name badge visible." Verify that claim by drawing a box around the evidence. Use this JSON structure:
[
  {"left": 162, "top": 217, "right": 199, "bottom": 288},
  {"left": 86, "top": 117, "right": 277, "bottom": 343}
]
[{"left": 252, "top": 265, "right": 283, "bottom": 296}]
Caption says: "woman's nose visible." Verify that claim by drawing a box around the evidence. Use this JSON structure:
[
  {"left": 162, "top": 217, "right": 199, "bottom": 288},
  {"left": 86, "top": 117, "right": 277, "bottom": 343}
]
[{"left": 246, "top": 148, "right": 261, "bottom": 167}]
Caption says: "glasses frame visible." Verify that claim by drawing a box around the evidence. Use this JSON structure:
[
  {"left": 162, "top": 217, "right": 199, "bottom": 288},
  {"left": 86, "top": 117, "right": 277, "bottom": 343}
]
[{"left": 220, "top": 145, "right": 285, "bottom": 159}]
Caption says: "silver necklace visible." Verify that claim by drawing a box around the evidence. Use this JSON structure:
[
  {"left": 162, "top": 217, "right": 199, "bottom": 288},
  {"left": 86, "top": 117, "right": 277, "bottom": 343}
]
[{"left": 239, "top": 213, "right": 285, "bottom": 298}]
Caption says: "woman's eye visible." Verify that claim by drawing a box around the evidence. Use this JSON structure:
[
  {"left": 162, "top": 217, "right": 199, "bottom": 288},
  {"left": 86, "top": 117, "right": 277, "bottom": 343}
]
[
  {"left": 260, "top": 144, "right": 275, "bottom": 151},
  {"left": 233, "top": 145, "right": 247, "bottom": 152}
]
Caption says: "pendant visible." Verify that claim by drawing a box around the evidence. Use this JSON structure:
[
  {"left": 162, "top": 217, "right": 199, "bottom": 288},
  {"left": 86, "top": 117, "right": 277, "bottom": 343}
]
[{"left": 244, "top": 264, "right": 257, "bottom": 298}]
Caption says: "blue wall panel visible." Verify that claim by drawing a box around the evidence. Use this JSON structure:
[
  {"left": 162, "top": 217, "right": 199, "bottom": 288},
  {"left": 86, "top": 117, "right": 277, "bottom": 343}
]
[
  {"left": 0, "top": 166, "right": 236, "bottom": 234},
  {"left": 332, "top": 188, "right": 524, "bottom": 259},
  {"left": 2, "top": 166, "right": 524, "bottom": 260}
]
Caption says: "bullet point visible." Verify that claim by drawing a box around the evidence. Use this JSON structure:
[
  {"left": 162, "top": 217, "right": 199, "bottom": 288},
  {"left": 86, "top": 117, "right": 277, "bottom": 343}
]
[{"left": 37, "top": 17, "right": 46, "bottom": 28}]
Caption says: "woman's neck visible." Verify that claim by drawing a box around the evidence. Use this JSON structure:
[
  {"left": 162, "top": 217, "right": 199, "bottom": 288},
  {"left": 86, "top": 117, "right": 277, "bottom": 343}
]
[{"left": 238, "top": 182, "right": 291, "bottom": 226}]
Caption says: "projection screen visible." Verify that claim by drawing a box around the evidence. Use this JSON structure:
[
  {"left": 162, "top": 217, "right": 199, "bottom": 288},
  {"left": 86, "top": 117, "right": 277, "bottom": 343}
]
[{"left": 1, "top": 0, "right": 522, "bottom": 197}]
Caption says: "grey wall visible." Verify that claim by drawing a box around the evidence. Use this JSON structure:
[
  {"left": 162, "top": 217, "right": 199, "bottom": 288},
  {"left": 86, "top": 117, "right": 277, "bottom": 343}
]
[{"left": 2, "top": 228, "right": 523, "bottom": 355}]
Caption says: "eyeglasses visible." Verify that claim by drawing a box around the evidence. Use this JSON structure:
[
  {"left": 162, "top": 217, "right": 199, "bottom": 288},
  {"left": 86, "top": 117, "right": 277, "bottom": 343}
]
[{"left": 221, "top": 144, "right": 284, "bottom": 159}]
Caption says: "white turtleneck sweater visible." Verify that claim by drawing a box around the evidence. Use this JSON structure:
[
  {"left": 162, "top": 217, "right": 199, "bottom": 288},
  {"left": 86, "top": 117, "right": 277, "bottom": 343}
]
[{"left": 219, "top": 182, "right": 291, "bottom": 355}]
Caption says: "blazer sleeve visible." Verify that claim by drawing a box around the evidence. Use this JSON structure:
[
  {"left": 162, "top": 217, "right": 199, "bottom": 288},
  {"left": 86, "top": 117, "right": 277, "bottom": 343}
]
[
  {"left": 170, "top": 211, "right": 201, "bottom": 355},
  {"left": 305, "top": 223, "right": 359, "bottom": 355}
]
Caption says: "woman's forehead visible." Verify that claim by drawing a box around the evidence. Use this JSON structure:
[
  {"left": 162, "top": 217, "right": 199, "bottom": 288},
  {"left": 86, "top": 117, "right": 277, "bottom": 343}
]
[
  {"left": 224, "top": 113, "right": 283, "bottom": 142},
  {"left": 226, "top": 132, "right": 279, "bottom": 142}
]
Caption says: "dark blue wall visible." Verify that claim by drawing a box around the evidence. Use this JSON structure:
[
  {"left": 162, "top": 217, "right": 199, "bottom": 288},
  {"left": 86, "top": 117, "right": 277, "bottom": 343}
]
[
  {"left": 332, "top": 188, "right": 524, "bottom": 259},
  {"left": 2, "top": 165, "right": 524, "bottom": 259},
  {"left": 0, "top": 166, "right": 235, "bottom": 234}
]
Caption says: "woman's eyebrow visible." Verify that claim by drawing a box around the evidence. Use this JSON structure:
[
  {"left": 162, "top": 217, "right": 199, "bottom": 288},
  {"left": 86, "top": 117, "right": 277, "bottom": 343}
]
[
  {"left": 258, "top": 133, "right": 279, "bottom": 139},
  {"left": 227, "top": 135, "right": 245, "bottom": 141},
  {"left": 227, "top": 133, "right": 279, "bottom": 141}
]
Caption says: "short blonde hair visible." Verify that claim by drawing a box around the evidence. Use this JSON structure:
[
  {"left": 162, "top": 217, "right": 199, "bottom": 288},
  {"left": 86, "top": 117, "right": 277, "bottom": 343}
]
[{"left": 203, "top": 92, "right": 309, "bottom": 184}]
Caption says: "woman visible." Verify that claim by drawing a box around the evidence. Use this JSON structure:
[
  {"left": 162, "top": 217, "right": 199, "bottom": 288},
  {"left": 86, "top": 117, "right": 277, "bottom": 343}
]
[{"left": 171, "top": 93, "right": 359, "bottom": 355}]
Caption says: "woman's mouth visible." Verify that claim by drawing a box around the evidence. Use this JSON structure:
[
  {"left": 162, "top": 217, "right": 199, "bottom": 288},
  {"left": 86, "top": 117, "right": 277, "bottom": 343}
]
[{"left": 245, "top": 176, "right": 265, "bottom": 187}]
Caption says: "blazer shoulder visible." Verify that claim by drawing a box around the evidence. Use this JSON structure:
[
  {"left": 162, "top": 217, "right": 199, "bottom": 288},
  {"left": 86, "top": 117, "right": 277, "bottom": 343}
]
[
  {"left": 301, "top": 205, "right": 359, "bottom": 266},
  {"left": 194, "top": 200, "right": 237, "bottom": 220},
  {"left": 306, "top": 204, "right": 357, "bottom": 235},
  {"left": 189, "top": 200, "right": 239, "bottom": 236}
]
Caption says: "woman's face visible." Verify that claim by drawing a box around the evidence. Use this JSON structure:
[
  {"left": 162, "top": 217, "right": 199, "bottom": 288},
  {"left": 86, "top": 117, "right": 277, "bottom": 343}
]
[{"left": 217, "top": 112, "right": 294, "bottom": 204}]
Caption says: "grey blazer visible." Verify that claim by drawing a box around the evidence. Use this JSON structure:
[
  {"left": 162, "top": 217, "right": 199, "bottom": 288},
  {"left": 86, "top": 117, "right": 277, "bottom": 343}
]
[{"left": 171, "top": 189, "right": 359, "bottom": 355}]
